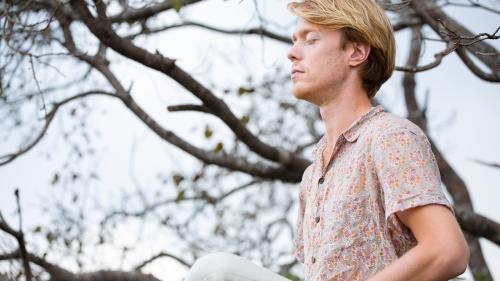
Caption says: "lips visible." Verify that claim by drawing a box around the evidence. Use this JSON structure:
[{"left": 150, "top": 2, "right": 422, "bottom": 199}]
[{"left": 291, "top": 68, "right": 304, "bottom": 78}]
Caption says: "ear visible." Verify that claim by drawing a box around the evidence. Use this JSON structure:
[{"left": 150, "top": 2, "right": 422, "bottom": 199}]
[{"left": 349, "top": 42, "right": 370, "bottom": 67}]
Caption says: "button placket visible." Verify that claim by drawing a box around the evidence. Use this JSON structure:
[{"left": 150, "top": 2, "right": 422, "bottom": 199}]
[{"left": 311, "top": 136, "right": 346, "bottom": 269}]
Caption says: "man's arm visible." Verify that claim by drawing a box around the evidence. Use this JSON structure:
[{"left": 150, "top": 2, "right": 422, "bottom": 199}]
[{"left": 368, "top": 204, "right": 469, "bottom": 281}]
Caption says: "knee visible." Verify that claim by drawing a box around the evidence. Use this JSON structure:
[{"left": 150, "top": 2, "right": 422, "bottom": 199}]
[{"left": 184, "top": 252, "right": 240, "bottom": 281}]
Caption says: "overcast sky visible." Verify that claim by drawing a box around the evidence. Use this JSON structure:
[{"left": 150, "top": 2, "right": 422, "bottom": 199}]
[{"left": 1, "top": 0, "right": 499, "bottom": 280}]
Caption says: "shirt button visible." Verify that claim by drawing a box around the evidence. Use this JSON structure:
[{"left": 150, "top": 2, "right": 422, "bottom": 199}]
[
  {"left": 315, "top": 216, "right": 320, "bottom": 223},
  {"left": 318, "top": 177, "right": 324, "bottom": 184},
  {"left": 311, "top": 256, "right": 316, "bottom": 263}
]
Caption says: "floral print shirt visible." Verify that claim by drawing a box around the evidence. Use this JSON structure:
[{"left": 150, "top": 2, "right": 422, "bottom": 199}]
[{"left": 293, "top": 106, "right": 452, "bottom": 281}]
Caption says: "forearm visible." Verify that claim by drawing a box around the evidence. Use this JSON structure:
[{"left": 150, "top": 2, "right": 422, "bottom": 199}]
[
  {"left": 367, "top": 243, "right": 462, "bottom": 281},
  {"left": 365, "top": 204, "right": 470, "bottom": 281}
]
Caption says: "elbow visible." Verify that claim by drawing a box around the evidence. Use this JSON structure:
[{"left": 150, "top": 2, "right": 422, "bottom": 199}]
[
  {"left": 439, "top": 239, "right": 470, "bottom": 278},
  {"left": 453, "top": 242, "right": 470, "bottom": 276}
]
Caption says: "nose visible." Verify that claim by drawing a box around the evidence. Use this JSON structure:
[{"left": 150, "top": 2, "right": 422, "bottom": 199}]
[{"left": 287, "top": 43, "right": 299, "bottom": 62}]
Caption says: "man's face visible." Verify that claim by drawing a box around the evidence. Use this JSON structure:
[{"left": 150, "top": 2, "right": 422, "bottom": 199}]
[{"left": 288, "top": 18, "right": 351, "bottom": 105}]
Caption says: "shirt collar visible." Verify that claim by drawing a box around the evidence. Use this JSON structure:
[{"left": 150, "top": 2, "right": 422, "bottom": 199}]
[
  {"left": 311, "top": 106, "right": 385, "bottom": 159},
  {"left": 343, "top": 105, "right": 385, "bottom": 142}
]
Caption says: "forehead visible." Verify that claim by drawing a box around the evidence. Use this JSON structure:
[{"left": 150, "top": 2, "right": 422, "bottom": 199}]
[
  {"left": 292, "top": 18, "right": 321, "bottom": 35},
  {"left": 291, "top": 18, "right": 334, "bottom": 40}
]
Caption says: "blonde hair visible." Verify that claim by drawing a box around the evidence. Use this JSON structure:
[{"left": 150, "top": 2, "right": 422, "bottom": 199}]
[{"left": 288, "top": 0, "right": 396, "bottom": 99}]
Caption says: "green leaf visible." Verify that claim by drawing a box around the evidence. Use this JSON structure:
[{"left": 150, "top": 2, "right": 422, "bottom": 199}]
[
  {"left": 51, "top": 173, "right": 59, "bottom": 185},
  {"left": 168, "top": 0, "right": 183, "bottom": 12},
  {"left": 46, "top": 232, "right": 55, "bottom": 244},
  {"left": 204, "top": 126, "right": 213, "bottom": 139},
  {"left": 34, "top": 226, "right": 42, "bottom": 233},
  {"left": 241, "top": 115, "right": 249, "bottom": 124},
  {"left": 214, "top": 224, "right": 221, "bottom": 234},
  {"left": 175, "top": 189, "right": 186, "bottom": 202},
  {"left": 213, "top": 142, "right": 223, "bottom": 153},
  {"left": 173, "top": 174, "right": 184, "bottom": 186},
  {"left": 237, "top": 87, "right": 254, "bottom": 96}
]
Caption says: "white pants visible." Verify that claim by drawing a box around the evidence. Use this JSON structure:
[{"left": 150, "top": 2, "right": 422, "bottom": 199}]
[{"left": 184, "top": 252, "right": 291, "bottom": 281}]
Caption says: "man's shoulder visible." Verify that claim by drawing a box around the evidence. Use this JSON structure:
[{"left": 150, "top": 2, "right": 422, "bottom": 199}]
[{"left": 366, "top": 110, "right": 425, "bottom": 137}]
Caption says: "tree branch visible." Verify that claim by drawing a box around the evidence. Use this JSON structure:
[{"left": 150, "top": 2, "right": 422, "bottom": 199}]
[
  {"left": 135, "top": 252, "right": 191, "bottom": 270},
  {"left": 69, "top": 0, "right": 310, "bottom": 173},
  {"left": 109, "top": 0, "right": 205, "bottom": 24},
  {"left": 0, "top": 206, "right": 31, "bottom": 280},
  {"left": 455, "top": 207, "right": 500, "bottom": 247},
  {"left": 136, "top": 21, "right": 293, "bottom": 44},
  {"left": 471, "top": 159, "right": 500, "bottom": 169},
  {"left": 0, "top": 91, "right": 116, "bottom": 166},
  {"left": 0, "top": 250, "right": 161, "bottom": 281},
  {"left": 400, "top": 25, "right": 493, "bottom": 280},
  {"left": 409, "top": 0, "right": 500, "bottom": 81},
  {"left": 395, "top": 39, "right": 458, "bottom": 73},
  {"left": 167, "top": 104, "right": 214, "bottom": 114}
]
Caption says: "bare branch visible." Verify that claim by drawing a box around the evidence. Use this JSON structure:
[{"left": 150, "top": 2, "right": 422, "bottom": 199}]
[
  {"left": 470, "top": 159, "right": 500, "bottom": 169},
  {"left": 0, "top": 91, "right": 116, "bottom": 166},
  {"left": 109, "top": 0, "right": 205, "bottom": 24},
  {"left": 378, "top": 0, "right": 412, "bottom": 11},
  {"left": 441, "top": 0, "right": 500, "bottom": 15},
  {"left": 409, "top": 0, "right": 500, "bottom": 81},
  {"left": 454, "top": 47, "right": 500, "bottom": 82},
  {"left": 442, "top": 25, "right": 500, "bottom": 47},
  {"left": 69, "top": 0, "right": 310, "bottom": 173},
  {"left": 0, "top": 201, "right": 32, "bottom": 280},
  {"left": 167, "top": 104, "right": 214, "bottom": 114},
  {"left": 400, "top": 27, "right": 493, "bottom": 279},
  {"left": 125, "top": 20, "right": 292, "bottom": 47},
  {"left": 135, "top": 252, "right": 191, "bottom": 269},
  {"left": 455, "top": 207, "right": 500, "bottom": 247},
  {"left": 0, "top": 250, "right": 161, "bottom": 281},
  {"left": 13, "top": 190, "right": 32, "bottom": 281},
  {"left": 396, "top": 39, "right": 458, "bottom": 73}
]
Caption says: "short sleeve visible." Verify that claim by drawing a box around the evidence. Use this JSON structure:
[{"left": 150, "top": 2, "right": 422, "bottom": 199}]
[{"left": 373, "top": 126, "right": 452, "bottom": 222}]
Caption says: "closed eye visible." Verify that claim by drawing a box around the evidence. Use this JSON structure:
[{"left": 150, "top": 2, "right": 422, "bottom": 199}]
[{"left": 305, "top": 38, "right": 317, "bottom": 45}]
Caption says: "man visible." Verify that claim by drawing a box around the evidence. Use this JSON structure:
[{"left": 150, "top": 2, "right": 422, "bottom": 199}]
[
  {"left": 185, "top": 0, "right": 469, "bottom": 280},
  {"left": 288, "top": 0, "right": 469, "bottom": 280}
]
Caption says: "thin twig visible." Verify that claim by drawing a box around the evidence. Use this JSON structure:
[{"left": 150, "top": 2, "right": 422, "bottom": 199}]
[{"left": 29, "top": 55, "right": 48, "bottom": 116}]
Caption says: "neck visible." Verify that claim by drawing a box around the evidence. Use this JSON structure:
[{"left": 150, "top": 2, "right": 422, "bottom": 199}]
[{"left": 319, "top": 88, "right": 372, "bottom": 148}]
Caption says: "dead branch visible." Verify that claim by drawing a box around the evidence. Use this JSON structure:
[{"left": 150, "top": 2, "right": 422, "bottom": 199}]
[
  {"left": 441, "top": 24, "right": 500, "bottom": 47},
  {"left": 109, "top": 0, "right": 205, "bottom": 24},
  {"left": 53, "top": 1, "right": 307, "bottom": 182},
  {"left": 409, "top": 0, "right": 500, "bottom": 81},
  {"left": 455, "top": 207, "right": 500, "bottom": 247},
  {"left": 395, "top": 39, "right": 458, "bottom": 73},
  {"left": 0, "top": 91, "right": 116, "bottom": 166},
  {"left": 471, "top": 159, "right": 500, "bottom": 169},
  {"left": 68, "top": 0, "right": 310, "bottom": 172},
  {"left": 135, "top": 252, "right": 191, "bottom": 270},
  {"left": 0, "top": 197, "right": 32, "bottom": 281},
  {"left": 126, "top": 21, "right": 292, "bottom": 43},
  {"left": 0, "top": 249, "right": 161, "bottom": 281},
  {"left": 441, "top": 0, "right": 500, "bottom": 15},
  {"left": 167, "top": 104, "right": 214, "bottom": 114}
]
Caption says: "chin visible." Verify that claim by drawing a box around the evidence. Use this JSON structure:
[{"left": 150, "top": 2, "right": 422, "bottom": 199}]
[{"left": 292, "top": 87, "right": 316, "bottom": 104}]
